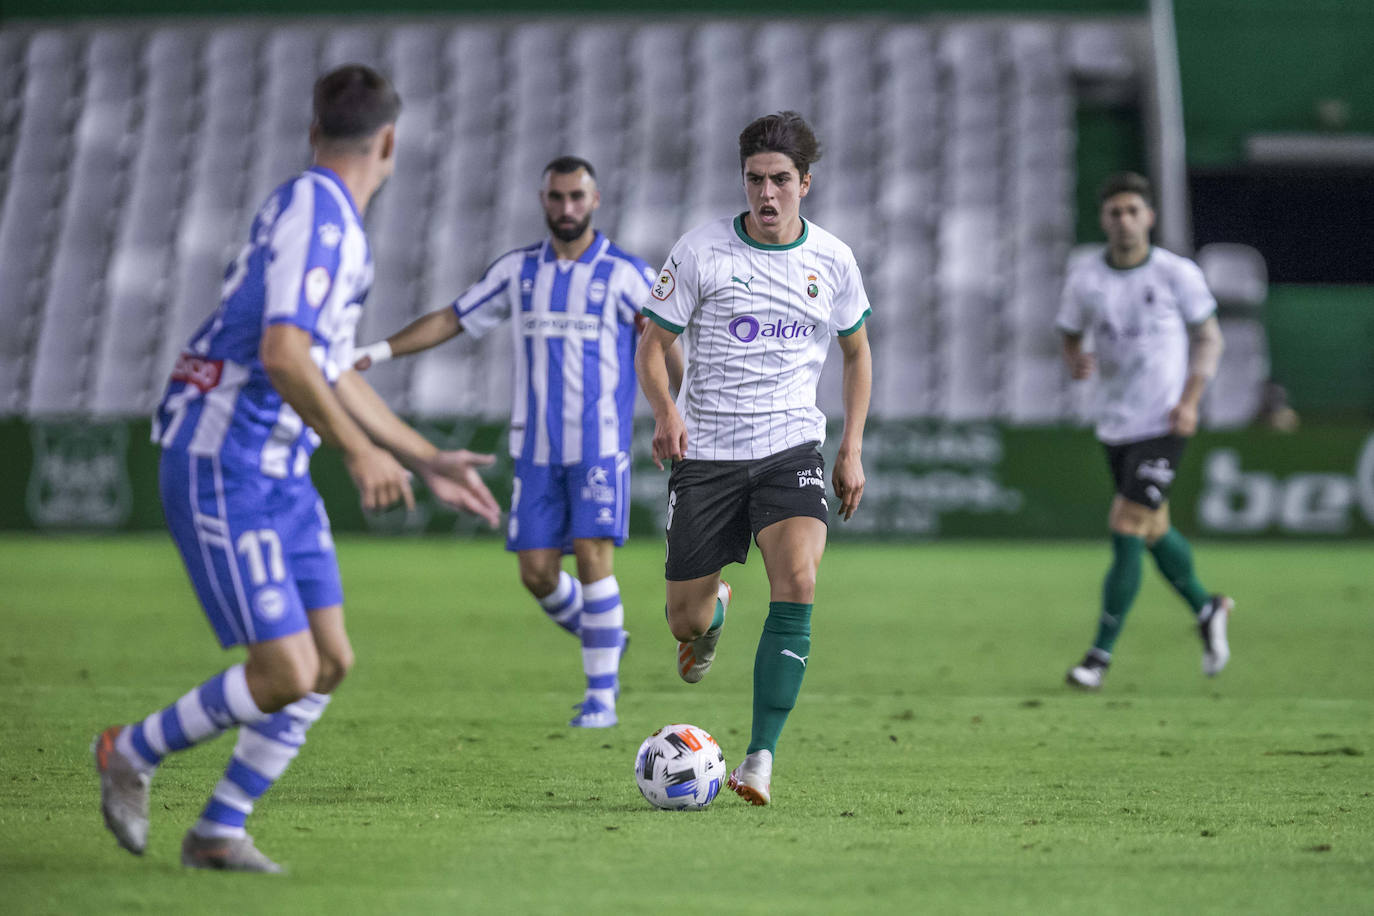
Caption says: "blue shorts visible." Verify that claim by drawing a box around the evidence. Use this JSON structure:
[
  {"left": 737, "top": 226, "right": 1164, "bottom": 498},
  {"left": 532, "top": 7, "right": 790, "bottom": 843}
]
[
  {"left": 506, "top": 452, "right": 631, "bottom": 553},
  {"left": 159, "top": 449, "right": 343, "bottom": 648}
]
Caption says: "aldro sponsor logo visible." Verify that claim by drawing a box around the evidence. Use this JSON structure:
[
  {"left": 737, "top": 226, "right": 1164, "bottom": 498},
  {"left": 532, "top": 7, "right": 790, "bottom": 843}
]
[{"left": 728, "top": 315, "right": 817, "bottom": 343}]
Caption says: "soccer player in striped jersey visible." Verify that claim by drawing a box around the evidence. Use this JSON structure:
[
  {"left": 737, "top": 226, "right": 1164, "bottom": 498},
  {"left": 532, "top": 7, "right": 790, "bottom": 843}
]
[
  {"left": 354, "top": 157, "right": 676, "bottom": 728},
  {"left": 1057, "top": 172, "right": 1232, "bottom": 691},
  {"left": 636, "top": 112, "right": 873, "bottom": 805},
  {"left": 92, "top": 65, "right": 500, "bottom": 872}
]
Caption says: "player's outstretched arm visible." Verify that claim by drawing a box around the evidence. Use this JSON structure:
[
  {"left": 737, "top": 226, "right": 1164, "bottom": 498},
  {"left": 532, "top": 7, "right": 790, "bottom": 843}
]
[
  {"left": 354, "top": 306, "right": 463, "bottom": 370},
  {"left": 1061, "top": 331, "right": 1095, "bottom": 379},
  {"left": 333, "top": 369, "right": 500, "bottom": 526},
  {"left": 635, "top": 321, "right": 688, "bottom": 470},
  {"left": 1171, "top": 315, "right": 1225, "bottom": 436},
  {"left": 261, "top": 324, "right": 415, "bottom": 511},
  {"left": 834, "top": 325, "right": 871, "bottom": 521}
]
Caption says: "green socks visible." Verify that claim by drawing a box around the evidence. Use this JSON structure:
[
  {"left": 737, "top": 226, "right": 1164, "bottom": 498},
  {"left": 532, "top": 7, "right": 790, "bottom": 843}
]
[
  {"left": 709, "top": 594, "right": 726, "bottom": 632},
  {"left": 748, "top": 601, "right": 812, "bottom": 756},
  {"left": 1148, "top": 527, "right": 1211, "bottom": 614},
  {"left": 1093, "top": 533, "right": 1144, "bottom": 654}
]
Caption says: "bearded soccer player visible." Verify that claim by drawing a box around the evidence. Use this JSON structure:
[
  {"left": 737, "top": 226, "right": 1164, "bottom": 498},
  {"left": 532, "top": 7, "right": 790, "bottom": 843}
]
[
  {"left": 354, "top": 157, "right": 676, "bottom": 728},
  {"left": 636, "top": 111, "right": 873, "bottom": 805},
  {"left": 1057, "top": 171, "right": 1233, "bottom": 691},
  {"left": 92, "top": 65, "right": 500, "bottom": 872}
]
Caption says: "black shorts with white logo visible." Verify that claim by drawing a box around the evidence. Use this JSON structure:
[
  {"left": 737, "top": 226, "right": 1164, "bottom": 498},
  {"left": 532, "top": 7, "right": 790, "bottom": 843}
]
[
  {"left": 663, "top": 442, "right": 829, "bottom": 581},
  {"left": 1102, "top": 434, "right": 1187, "bottom": 510}
]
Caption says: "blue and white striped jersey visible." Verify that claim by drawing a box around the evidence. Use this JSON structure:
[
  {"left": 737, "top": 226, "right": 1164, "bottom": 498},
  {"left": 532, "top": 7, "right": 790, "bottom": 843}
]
[
  {"left": 153, "top": 166, "right": 372, "bottom": 478},
  {"left": 455, "top": 232, "right": 655, "bottom": 466}
]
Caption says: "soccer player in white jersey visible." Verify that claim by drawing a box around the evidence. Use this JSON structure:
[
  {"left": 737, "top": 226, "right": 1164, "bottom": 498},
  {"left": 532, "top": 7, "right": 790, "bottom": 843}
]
[
  {"left": 354, "top": 157, "right": 675, "bottom": 728},
  {"left": 636, "top": 112, "right": 873, "bottom": 805},
  {"left": 1057, "top": 172, "right": 1233, "bottom": 691},
  {"left": 92, "top": 65, "right": 500, "bottom": 872}
]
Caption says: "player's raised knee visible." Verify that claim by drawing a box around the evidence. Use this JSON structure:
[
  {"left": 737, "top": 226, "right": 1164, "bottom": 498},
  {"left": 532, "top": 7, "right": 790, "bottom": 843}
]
[
  {"left": 668, "top": 617, "right": 709, "bottom": 643},
  {"left": 519, "top": 566, "right": 561, "bottom": 599}
]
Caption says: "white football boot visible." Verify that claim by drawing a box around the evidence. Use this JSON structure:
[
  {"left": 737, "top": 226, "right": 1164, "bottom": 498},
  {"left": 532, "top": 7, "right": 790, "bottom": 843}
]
[
  {"left": 181, "top": 830, "right": 284, "bottom": 873},
  {"left": 1066, "top": 650, "right": 1110, "bottom": 690},
  {"left": 728, "top": 749, "right": 772, "bottom": 806},
  {"left": 1199, "top": 595, "right": 1234, "bottom": 677},
  {"left": 93, "top": 726, "right": 151, "bottom": 855},
  {"left": 678, "top": 580, "right": 731, "bottom": 684}
]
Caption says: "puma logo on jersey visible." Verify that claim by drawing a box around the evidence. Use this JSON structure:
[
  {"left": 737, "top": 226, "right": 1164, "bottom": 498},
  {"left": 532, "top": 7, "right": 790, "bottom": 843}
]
[
  {"left": 780, "top": 649, "right": 808, "bottom": 666},
  {"left": 731, "top": 275, "right": 754, "bottom": 291}
]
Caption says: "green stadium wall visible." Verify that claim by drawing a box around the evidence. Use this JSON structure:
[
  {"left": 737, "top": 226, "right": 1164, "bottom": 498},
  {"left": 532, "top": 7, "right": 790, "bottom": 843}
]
[
  {"left": 5, "top": 417, "right": 1372, "bottom": 539},
  {"left": 1175, "top": 0, "right": 1374, "bottom": 168}
]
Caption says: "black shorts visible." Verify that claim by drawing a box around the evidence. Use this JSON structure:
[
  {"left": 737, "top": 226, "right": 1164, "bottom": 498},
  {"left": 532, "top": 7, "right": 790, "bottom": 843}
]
[
  {"left": 1103, "top": 434, "right": 1186, "bottom": 510},
  {"left": 663, "top": 442, "right": 829, "bottom": 581}
]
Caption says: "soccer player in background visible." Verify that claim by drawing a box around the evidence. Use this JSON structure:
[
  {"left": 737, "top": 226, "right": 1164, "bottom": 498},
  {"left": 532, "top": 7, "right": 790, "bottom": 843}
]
[
  {"left": 636, "top": 112, "right": 872, "bottom": 805},
  {"left": 93, "top": 65, "right": 501, "bottom": 872},
  {"left": 354, "top": 157, "right": 677, "bottom": 728},
  {"left": 1057, "top": 171, "right": 1233, "bottom": 691}
]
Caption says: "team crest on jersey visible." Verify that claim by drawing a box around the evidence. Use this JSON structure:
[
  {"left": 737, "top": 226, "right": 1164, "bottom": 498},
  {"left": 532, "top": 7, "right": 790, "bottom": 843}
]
[
  {"left": 589, "top": 278, "right": 608, "bottom": 303},
  {"left": 806, "top": 273, "right": 819, "bottom": 298},
  {"left": 254, "top": 586, "right": 288, "bottom": 622},
  {"left": 318, "top": 222, "right": 342, "bottom": 249},
  {"left": 652, "top": 269, "right": 675, "bottom": 300},
  {"left": 305, "top": 266, "right": 331, "bottom": 308}
]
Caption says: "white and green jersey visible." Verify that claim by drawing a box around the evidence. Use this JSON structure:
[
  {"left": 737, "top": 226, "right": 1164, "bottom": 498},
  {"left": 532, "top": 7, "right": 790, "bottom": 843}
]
[
  {"left": 644, "top": 214, "right": 871, "bottom": 461},
  {"left": 1056, "top": 246, "right": 1217, "bottom": 445}
]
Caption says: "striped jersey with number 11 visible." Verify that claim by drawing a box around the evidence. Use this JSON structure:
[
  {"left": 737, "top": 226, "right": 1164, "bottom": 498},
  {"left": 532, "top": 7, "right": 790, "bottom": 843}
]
[{"left": 152, "top": 166, "right": 372, "bottom": 478}]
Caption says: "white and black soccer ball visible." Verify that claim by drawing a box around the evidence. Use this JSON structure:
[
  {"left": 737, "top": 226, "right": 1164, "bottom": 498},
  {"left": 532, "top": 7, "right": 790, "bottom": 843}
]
[{"left": 634, "top": 723, "right": 727, "bottom": 810}]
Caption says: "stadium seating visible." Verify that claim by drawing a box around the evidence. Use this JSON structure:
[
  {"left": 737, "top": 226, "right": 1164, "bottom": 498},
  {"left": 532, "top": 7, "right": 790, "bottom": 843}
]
[{"left": 0, "top": 15, "right": 1264, "bottom": 429}]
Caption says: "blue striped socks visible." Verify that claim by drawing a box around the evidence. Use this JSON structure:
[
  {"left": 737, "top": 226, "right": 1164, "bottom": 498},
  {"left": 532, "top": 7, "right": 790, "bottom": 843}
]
[
  {"left": 537, "top": 570, "right": 583, "bottom": 636},
  {"left": 115, "top": 663, "right": 267, "bottom": 772},
  {"left": 194, "top": 692, "right": 329, "bottom": 839},
  {"left": 580, "top": 575, "right": 624, "bottom": 710}
]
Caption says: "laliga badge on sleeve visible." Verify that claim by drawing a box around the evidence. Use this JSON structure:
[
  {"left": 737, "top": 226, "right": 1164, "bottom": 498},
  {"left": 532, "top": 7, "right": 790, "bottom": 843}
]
[{"left": 652, "top": 269, "right": 675, "bottom": 301}]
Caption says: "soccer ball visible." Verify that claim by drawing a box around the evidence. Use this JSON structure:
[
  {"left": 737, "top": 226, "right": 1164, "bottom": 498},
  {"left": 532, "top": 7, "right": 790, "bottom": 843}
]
[{"left": 633, "top": 723, "right": 727, "bottom": 810}]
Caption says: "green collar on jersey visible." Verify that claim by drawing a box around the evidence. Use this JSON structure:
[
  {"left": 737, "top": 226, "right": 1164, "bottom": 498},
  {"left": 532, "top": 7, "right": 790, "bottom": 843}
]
[
  {"left": 1103, "top": 246, "right": 1154, "bottom": 272},
  {"left": 734, "top": 213, "right": 809, "bottom": 251}
]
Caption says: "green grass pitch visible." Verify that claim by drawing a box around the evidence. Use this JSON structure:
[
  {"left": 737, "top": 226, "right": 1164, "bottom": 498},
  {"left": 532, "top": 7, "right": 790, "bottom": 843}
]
[{"left": 1, "top": 534, "right": 1371, "bottom": 914}]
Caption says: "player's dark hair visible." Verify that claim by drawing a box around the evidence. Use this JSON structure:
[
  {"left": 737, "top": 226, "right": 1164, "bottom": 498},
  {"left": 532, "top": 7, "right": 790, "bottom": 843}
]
[
  {"left": 544, "top": 155, "right": 597, "bottom": 179},
  {"left": 312, "top": 64, "right": 401, "bottom": 144},
  {"left": 739, "top": 111, "right": 822, "bottom": 176},
  {"left": 1098, "top": 171, "right": 1153, "bottom": 206}
]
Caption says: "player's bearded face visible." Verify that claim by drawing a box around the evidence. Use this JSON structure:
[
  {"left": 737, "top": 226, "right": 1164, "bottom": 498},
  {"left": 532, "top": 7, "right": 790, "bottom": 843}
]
[
  {"left": 541, "top": 169, "right": 599, "bottom": 243},
  {"left": 546, "top": 211, "right": 592, "bottom": 242}
]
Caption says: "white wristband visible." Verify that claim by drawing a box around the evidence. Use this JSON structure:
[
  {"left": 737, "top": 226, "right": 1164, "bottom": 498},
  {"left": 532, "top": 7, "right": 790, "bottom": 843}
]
[{"left": 356, "top": 341, "right": 392, "bottom": 365}]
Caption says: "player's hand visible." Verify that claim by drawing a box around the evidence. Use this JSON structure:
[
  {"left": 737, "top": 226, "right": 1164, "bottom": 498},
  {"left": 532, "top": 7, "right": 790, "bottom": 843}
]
[
  {"left": 345, "top": 445, "right": 415, "bottom": 512},
  {"left": 1068, "top": 352, "right": 1096, "bottom": 380},
  {"left": 833, "top": 447, "right": 865, "bottom": 521},
  {"left": 352, "top": 341, "right": 392, "bottom": 372},
  {"left": 650, "top": 411, "right": 688, "bottom": 470},
  {"left": 421, "top": 449, "right": 501, "bottom": 527},
  {"left": 1169, "top": 400, "right": 1199, "bottom": 437}
]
